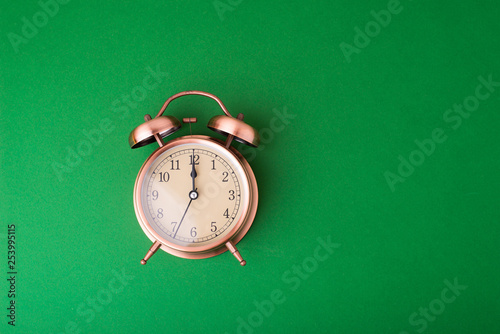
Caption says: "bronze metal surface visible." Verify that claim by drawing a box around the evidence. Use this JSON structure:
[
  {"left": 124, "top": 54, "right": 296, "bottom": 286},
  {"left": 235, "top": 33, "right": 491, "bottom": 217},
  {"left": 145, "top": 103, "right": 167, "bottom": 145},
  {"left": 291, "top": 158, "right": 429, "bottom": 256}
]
[
  {"left": 208, "top": 114, "right": 260, "bottom": 147},
  {"left": 155, "top": 91, "right": 233, "bottom": 118},
  {"left": 133, "top": 135, "right": 259, "bottom": 261},
  {"left": 129, "top": 115, "right": 181, "bottom": 149}
]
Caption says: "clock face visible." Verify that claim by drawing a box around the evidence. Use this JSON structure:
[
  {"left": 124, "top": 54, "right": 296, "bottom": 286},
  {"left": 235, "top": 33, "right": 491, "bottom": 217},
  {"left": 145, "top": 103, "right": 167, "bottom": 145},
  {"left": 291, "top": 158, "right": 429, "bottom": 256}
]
[{"left": 138, "top": 140, "right": 250, "bottom": 249}]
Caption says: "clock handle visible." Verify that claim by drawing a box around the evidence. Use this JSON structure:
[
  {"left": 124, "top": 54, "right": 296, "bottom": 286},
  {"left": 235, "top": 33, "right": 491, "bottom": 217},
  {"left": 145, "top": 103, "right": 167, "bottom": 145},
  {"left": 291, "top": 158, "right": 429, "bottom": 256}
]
[
  {"left": 226, "top": 241, "right": 247, "bottom": 266},
  {"left": 155, "top": 91, "right": 234, "bottom": 119}
]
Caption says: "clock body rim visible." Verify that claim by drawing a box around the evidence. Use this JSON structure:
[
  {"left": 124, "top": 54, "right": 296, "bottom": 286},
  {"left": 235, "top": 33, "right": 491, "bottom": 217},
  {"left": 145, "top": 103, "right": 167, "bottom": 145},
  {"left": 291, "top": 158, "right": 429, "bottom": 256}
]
[{"left": 133, "top": 135, "right": 258, "bottom": 260}]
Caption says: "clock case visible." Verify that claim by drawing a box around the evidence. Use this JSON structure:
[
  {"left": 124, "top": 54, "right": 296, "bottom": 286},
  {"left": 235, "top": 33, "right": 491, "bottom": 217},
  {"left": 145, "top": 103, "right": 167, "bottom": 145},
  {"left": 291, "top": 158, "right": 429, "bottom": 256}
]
[{"left": 129, "top": 91, "right": 260, "bottom": 266}]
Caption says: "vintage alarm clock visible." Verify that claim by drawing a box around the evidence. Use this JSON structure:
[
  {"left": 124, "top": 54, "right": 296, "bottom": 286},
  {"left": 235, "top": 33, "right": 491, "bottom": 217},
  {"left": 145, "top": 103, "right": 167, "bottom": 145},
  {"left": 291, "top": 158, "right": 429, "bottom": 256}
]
[{"left": 129, "top": 91, "right": 260, "bottom": 266}]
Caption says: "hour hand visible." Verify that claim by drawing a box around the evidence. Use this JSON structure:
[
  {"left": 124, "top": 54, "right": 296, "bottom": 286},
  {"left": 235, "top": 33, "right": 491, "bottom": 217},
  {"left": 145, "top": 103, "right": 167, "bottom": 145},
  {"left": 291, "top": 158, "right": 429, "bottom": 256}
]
[
  {"left": 190, "top": 165, "right": 197, "bottom": 181},
  {"left": 190, "top": 149, "right": 198, "bottom": 199}
]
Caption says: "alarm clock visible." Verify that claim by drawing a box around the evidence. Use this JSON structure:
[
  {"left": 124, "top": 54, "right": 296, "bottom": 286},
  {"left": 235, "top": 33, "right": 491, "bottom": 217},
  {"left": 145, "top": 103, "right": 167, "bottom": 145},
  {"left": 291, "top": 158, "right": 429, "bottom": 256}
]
[{"left": 129, "top": 91, "right": 260, "bottom": 266}]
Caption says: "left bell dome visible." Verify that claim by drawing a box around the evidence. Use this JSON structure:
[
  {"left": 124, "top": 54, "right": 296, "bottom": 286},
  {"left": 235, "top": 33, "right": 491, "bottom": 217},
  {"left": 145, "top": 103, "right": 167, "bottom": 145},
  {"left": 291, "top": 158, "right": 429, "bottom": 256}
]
[{"left": 129, "top": 116, "right": 181, "bottom": 149}]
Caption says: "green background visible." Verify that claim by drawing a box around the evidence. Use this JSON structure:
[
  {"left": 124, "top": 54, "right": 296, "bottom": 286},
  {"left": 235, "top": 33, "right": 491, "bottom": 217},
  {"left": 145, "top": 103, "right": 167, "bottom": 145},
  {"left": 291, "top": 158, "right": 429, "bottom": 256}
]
[{"left": 1, "top": 0, "right": 499, "bottom": 333}]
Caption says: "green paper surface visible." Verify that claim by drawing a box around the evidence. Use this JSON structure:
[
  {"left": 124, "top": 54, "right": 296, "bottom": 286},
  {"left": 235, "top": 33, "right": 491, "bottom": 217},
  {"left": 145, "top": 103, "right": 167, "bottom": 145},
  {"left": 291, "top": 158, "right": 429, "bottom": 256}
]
[{"left": 1, "top": 0, "right": 499, "bottom": 333}]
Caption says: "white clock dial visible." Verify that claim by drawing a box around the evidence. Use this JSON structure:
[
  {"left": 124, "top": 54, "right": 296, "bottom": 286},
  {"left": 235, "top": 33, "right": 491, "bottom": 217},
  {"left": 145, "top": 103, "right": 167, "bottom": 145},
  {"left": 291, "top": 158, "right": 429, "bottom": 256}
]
[{"left": 139, "top": 142, "right": 249, "bottom": 248}]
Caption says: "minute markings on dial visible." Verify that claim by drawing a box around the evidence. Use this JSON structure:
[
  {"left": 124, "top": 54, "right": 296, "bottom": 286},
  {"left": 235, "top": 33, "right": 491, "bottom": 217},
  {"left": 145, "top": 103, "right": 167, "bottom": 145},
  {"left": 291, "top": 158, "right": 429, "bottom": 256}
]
[{"left": 145, "top": 147, "right": 242, "bottom": 243}]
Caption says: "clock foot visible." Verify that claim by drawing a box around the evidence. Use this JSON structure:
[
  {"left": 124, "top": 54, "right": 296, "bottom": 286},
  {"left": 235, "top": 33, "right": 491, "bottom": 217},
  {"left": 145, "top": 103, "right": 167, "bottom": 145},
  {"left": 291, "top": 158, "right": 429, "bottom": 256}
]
[
  {"left": 141, "top": 240, "right": 162, "bottom": 265},
  {"left": 226, "top": 240, "right": 246, "bottom": 266}
]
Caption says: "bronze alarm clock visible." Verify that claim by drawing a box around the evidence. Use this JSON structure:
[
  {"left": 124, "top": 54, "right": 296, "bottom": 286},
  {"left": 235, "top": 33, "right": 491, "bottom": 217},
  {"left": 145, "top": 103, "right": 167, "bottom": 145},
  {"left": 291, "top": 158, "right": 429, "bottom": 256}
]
[{"left": 129, "top": 91, "right": 260, "bottom": 266}]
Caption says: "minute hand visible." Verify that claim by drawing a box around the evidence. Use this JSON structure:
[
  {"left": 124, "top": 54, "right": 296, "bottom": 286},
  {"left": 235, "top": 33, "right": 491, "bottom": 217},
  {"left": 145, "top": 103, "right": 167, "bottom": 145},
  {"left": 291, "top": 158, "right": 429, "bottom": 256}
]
[{"left": 173, "top": 189, "right": 196, "bottom": 239}]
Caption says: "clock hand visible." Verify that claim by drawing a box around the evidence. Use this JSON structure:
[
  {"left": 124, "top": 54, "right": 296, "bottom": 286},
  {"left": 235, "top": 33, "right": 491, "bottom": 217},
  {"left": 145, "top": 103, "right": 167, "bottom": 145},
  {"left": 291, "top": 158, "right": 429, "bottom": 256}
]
[
  {"left": 173, "top": 188, "right": 197, "bottom": 238},
  {"left": 190, "top": 149, "right": 198, "bottom": 198},
  {"left": 191, "top": 149, "right": 198, "bottom": 191}
]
